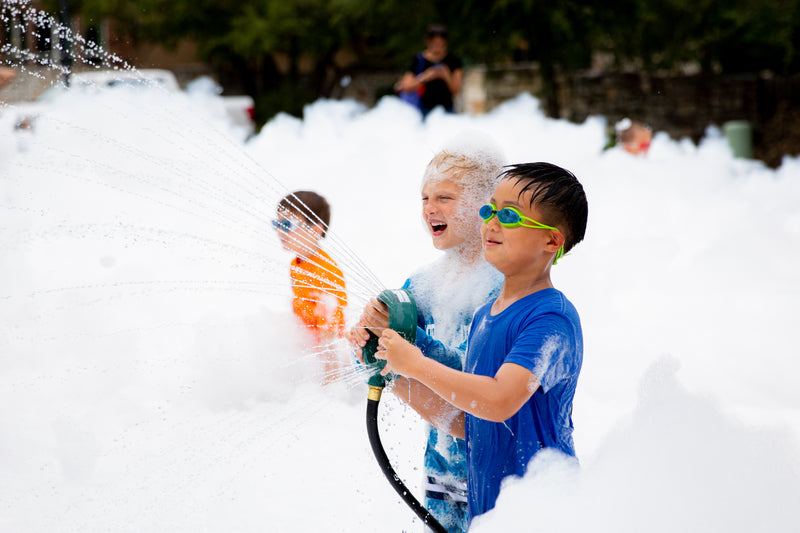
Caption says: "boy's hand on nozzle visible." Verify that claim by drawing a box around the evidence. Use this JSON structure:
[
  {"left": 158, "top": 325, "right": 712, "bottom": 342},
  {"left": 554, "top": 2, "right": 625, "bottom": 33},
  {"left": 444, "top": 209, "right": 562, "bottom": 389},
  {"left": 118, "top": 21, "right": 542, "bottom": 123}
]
[
  {"left": 375, "top": 329, "right": 424, "bottom": 378},
  {"left": 362, "top": 298, "right": 390, "bottom": 337},
  {"left": 346, "top": 298, "right": 390, "bottom": 351}
]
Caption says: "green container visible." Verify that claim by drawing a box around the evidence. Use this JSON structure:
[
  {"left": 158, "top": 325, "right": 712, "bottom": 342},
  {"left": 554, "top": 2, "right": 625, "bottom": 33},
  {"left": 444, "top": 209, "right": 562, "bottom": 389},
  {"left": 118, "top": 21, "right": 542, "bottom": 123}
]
[{"left": 723, "top": 120, "right": 753, "bottom": 159}]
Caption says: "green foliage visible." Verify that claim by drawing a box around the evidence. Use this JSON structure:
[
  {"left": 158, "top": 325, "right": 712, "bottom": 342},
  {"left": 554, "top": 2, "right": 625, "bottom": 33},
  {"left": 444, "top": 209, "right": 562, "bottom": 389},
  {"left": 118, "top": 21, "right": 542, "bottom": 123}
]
[
  {"left": 594, "top": 0, "right": 800, "bottom": 73},
  {"left": 44, "top": 0, "right": 800, "bottom": 121},
  {"left": 254, "top": 78, "right": 316, "bottom": 123},
  {"left": 40, "top": 0, "right": 141, "bottom": 31},
  {"left": 715, "top": 0, "right": 800, "bottom": 73}
]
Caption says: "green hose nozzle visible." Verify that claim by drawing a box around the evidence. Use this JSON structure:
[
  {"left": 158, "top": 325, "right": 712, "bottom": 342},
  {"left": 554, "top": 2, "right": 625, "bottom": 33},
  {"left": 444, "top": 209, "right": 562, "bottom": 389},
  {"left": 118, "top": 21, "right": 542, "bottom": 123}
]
[{"left": 361, "top": 289, "right": 418, "bottom": 388}]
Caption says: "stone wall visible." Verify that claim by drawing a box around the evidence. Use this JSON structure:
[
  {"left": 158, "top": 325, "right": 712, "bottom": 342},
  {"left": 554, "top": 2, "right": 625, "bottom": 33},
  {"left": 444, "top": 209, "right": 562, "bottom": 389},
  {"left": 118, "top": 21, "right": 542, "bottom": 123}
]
[
  {"left": 558, "top": 71, "right": 764, "bottom": 142},
  {"left": 464, "top": 65, "right": 797, "bottom": 136},
  {"left": 457, "top": 65, "right": 800, "bottom": 166}
]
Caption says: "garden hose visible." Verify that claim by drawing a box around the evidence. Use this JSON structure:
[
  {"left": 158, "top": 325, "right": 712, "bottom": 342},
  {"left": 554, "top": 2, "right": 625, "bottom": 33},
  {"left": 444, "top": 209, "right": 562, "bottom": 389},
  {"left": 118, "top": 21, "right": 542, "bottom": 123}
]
[{"left": 362, "top": 289, "right": 448, "bottom": 533}]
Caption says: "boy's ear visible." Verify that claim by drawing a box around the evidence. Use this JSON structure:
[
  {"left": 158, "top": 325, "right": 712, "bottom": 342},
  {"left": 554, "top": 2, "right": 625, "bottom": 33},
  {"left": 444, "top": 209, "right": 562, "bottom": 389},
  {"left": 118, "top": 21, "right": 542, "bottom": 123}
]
[
  {"left": 545, "top": 230, "right": 565, "bottom": 252},
  {"left": 308, "top": 222, "right": 325, "bottom": 238}
]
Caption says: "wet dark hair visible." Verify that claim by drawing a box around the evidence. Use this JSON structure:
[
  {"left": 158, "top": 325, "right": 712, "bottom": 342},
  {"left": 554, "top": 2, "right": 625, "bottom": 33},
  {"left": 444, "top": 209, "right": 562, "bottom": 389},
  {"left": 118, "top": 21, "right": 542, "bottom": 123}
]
[
  {"left": 278, "top": 190, "right": 331, "bottom": 237},
  {"left": 499, "top": 162, "right": 588, "bottom": 254},
  {"left": 426, "top": 24, "right": 448, "bottom": 40}
]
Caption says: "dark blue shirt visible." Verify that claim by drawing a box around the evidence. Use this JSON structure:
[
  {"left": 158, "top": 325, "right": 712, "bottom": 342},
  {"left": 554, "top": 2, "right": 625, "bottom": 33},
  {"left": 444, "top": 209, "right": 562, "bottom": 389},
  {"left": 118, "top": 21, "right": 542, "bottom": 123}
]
[{"left": 408, "top": 52, "right": 463, "bottom": 113}]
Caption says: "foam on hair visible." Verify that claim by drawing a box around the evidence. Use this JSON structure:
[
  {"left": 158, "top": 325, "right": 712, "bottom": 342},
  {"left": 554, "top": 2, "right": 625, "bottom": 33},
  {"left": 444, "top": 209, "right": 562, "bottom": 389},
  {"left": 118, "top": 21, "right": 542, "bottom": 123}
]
[{"left": 422, "top": 131, "right": 506, "bottom": 196}]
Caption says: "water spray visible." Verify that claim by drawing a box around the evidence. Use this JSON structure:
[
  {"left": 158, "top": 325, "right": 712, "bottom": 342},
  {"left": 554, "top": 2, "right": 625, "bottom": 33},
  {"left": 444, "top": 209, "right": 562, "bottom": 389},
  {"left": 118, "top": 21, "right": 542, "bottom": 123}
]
[{"left": 362, "top": 289, "right": 448, "bottom": 533}]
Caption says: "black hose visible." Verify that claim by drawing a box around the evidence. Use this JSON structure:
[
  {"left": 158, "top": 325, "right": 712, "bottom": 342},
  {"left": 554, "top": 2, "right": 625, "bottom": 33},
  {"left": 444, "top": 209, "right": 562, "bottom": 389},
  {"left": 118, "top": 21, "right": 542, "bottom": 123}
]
[{"left": 366, "top": 393, "right": 448, "bottom": 533}]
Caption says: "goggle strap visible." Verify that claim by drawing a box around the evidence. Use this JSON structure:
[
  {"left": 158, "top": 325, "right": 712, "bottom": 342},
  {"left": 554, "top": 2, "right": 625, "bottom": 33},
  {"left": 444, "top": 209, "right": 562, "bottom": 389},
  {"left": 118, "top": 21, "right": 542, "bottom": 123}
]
[
  {"left": 519, "top": 220, "right": 558, "bottom": 231},
  {"left": 553, "top": 246, "right": 564, "bottom": 265}
]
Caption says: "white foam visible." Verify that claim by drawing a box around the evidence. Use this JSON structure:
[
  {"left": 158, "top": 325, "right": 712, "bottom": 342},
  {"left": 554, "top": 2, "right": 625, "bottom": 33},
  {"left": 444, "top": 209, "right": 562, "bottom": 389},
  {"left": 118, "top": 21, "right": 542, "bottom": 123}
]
[{"left": 0, "top": 71, "right": 798, "bottom": 532}]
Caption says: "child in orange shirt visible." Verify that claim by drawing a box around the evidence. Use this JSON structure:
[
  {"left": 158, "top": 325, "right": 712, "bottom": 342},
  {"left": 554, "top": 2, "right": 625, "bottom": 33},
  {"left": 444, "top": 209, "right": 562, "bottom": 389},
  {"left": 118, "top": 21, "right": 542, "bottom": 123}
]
[{"left": 274, "top": 191, "right": 347, "bottom": 383}]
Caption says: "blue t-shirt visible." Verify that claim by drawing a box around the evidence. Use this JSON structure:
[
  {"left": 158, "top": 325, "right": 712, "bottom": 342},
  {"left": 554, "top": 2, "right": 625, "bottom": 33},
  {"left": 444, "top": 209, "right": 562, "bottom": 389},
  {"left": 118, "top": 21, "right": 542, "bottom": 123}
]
[{"left": 464, "top": 288, "right": 582, "bottom": 520}]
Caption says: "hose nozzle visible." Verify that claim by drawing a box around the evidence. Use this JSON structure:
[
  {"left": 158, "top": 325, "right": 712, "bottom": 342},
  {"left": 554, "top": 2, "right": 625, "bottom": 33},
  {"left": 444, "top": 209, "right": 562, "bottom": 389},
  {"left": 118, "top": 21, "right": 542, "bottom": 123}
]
[{"left": 361, "top": 289, "right": 418, "bottom": 388}]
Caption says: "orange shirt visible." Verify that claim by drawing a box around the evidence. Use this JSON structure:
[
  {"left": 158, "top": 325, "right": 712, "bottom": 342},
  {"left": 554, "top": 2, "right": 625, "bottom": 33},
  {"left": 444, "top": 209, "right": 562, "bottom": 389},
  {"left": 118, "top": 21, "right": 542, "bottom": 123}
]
[{"left": 290, "top": 249, "right": 347, "bottom": 336}]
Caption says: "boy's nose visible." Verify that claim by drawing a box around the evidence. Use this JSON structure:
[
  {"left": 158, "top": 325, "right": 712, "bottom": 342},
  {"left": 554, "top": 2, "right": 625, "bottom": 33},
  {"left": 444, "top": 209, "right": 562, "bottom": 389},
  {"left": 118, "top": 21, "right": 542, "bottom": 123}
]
[{"left": 484, "top": 216, "right": 503, "bottom": 234}]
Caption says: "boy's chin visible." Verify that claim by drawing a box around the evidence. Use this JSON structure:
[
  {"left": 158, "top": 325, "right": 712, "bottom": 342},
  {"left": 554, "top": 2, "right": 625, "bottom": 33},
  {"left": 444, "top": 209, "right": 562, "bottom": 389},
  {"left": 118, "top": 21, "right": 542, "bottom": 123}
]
[
  {"left": 431, "top": 237, "right": 457, "bottom": 251},
  {"left": 482, "top": 248, "right": 501, "bottom": 264}
]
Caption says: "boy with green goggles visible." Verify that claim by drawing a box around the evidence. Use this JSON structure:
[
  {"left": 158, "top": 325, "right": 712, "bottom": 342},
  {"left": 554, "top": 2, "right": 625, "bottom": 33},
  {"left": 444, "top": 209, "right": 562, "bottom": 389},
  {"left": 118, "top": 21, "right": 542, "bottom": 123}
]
[{"left": 479, "top": 203, "right": 564, "bottom": 264}]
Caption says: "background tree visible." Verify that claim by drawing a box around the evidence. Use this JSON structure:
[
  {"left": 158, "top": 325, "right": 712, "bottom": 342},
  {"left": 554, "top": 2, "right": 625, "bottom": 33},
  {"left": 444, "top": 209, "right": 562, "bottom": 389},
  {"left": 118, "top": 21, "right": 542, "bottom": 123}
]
[
  {"left": 133, "top": 0, "right": 439, "bottom": 121},
  {"left": 40, "top": 0, "right": 800, "bottom": 123},
  {"left": 446, "top": 0, "right": 598, "bottom": 116},
  {"left": 594, "top": 0, "right": 799, "bottom": 73}
]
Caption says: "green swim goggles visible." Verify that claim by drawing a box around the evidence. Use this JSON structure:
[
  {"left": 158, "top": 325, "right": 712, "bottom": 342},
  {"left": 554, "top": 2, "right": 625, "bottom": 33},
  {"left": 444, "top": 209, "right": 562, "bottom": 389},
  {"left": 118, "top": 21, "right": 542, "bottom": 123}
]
[{"left": 479, "top": 203, "right": 565, "bottom": 264}]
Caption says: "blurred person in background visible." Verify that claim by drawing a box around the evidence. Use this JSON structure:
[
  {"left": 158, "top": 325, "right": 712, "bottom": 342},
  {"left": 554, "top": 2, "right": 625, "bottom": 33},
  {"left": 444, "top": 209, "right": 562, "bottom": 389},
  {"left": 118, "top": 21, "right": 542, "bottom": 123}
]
[
  {"left": 616, "top": 118, "right": 653, "bottom": 156},
  {"left": 394, "top": 25, "right": 463, "bottom": 117}
]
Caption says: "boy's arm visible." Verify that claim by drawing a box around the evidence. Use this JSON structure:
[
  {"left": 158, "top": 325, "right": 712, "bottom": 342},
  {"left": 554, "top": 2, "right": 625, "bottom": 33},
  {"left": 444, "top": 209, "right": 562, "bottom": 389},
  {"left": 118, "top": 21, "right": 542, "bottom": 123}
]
[
  {"left": 413, "top": 326, "right": 463, "bottom": 370},
  {"left": 402, "top": 274, "right": 464, "bottom": 371},
  {"left": 378, "top": 330, "right": 540, "bottom": 424},
  {"left": 390, "top": 376, "right": 465, "bottom": 438}
]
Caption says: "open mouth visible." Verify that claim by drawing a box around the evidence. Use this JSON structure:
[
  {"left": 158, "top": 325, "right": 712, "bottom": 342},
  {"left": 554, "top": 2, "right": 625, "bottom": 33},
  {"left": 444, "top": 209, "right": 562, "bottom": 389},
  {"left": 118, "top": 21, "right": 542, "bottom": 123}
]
[{"left": 430, "top": 222, "right": 447, "bottom": 235}]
